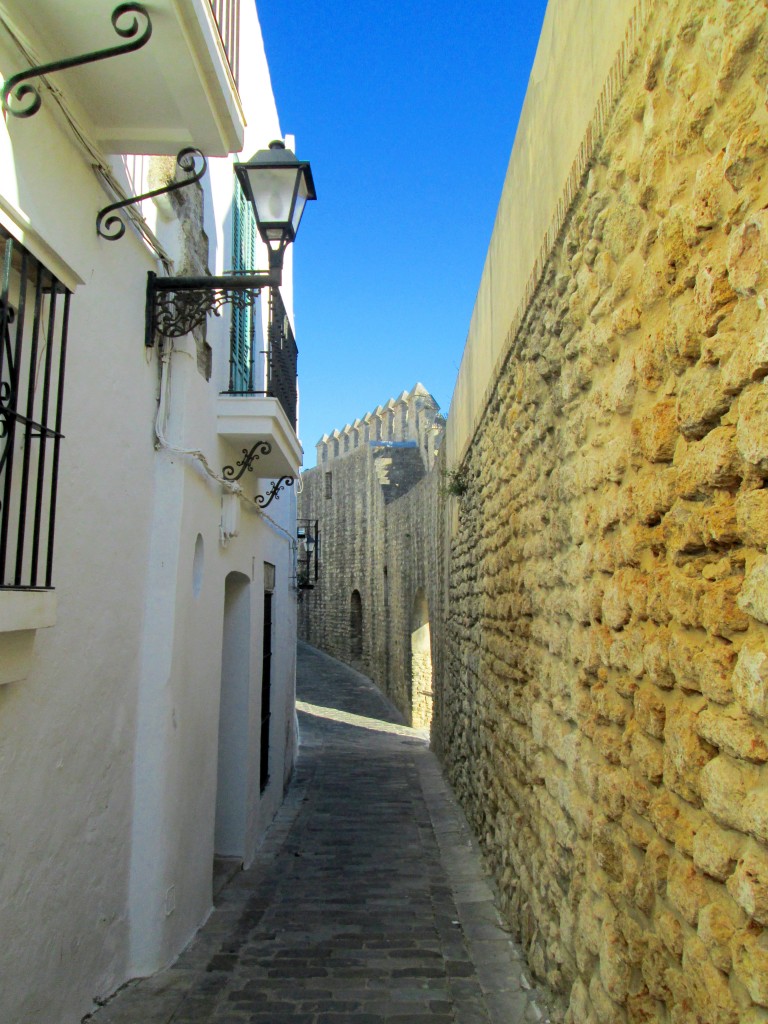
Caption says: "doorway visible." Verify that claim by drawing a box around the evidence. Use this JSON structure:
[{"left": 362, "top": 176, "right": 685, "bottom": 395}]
[{"left": 213, "top": 571, "right": 251, "bottom": 888}]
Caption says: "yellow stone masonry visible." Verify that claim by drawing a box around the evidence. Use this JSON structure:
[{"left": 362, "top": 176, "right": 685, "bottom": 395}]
[{"left": 442, "top": 1, "right": 768, "bottom": 1021}]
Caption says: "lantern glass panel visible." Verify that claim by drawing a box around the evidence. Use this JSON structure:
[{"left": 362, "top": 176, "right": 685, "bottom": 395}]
[
  {"left": 291, "top": 174, "right": 311, "bottom": 235},
  {"left": 247, "top": 166, "right": 300, "bottom": 232}
]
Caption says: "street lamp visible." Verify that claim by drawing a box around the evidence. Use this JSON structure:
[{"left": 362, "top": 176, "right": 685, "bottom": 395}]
[
  {"left": 235, "top": 140, "right": 316, "bottom": 273},
  {"left": 297, "top": 518, "right": 319, "bottom": 589},
  {"left": 145, "top": 139, "right": 316, "bottom": 347}
]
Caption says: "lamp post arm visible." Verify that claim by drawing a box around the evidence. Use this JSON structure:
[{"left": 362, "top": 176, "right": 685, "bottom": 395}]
[{"left": 145, "top": 269, "right": 281, "bottom": 347}]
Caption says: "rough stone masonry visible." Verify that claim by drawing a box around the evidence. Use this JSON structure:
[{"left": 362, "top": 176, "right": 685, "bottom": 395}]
[{"left": 301, "top": 2, "right": 768, "bottom": 1022}]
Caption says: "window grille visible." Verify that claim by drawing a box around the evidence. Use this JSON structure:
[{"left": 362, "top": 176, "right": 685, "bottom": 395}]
[
  {"left": 228, "top": 179, "right": 256, "bottom": 393},
  {"left": 0, "top": 229, "right": 70, "bottom": 589}
]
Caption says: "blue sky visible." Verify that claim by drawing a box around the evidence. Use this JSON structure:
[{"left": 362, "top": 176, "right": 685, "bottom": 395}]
[{"left": 257, "top": 1, "right": 549, "bottom": 465}]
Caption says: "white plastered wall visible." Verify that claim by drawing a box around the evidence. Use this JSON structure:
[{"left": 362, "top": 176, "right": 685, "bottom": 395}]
[{"left": 0, "top": 1, "right": 301, "bottom": 1018}]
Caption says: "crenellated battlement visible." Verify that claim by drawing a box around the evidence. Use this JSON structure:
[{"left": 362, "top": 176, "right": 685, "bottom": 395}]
[{"left": 315, "top": 383, "right": 445, "bottom": 472}]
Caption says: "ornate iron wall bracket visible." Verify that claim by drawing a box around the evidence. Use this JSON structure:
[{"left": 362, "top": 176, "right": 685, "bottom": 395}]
[
  {"left": 222, "top": 440, "right": 272, "bottom": 483},
  {"left": 2, "top": 4, "right": 152, "bottom": 118},
  {"left": 145, "top": 269, "right": 278, "bottom": 347},
  {"left": 255, "top": 477, "right": 294, "bottom": 509},
  {"left": 97, "top": 148, "right": 206, "bottom": 241}
]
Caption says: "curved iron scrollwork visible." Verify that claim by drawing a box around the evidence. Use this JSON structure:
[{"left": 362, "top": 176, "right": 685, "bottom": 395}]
[
  {"left": 255, "top": 477, "right": 294, "bottom": 509},
  {"left": 97, "top": 148, "right": 207, "bottom": 241},
  {"left": 222, "top": 440, "right": 272, "bottom": 483},
  {"left": 0, "top": 302, "right": 16, "bottom": 478},
  {"left": 152, "top": 283, "right": 257, "bottom": 341},
  {"left": 2, "top": 4, "right": 152, "bottom": 118}
]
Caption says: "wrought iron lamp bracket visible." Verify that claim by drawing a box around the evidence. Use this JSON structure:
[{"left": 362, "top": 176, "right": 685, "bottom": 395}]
[
  {"left": 255, "top": 477, "right": 294, "bottom": 509},
  {"left": 2, "top": 3, "right": 152, "bottom": 118},
  {"left": 97, "top": 148, "right": 207, "bottom": 241},
  {"left": 145, "top": 270, "right": 277, "bottom": 348}
]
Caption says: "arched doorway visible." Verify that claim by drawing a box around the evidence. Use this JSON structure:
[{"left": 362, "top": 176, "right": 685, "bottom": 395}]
[
  {"left": 410, "top": 589, "right": 433, "bottom": 730},
  {"left": 350, "top": 589, "right": 363, "bottom": 661},
  {"left": 214, "top": 572, "right": 251, "bottom": 870}
]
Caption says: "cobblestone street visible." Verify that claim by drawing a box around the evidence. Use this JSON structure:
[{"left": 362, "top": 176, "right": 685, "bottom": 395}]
[{"left": 89, "top": 643, "right": 550, "bottom": 1024}]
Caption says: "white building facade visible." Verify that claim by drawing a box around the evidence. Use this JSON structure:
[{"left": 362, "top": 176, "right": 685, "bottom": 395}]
[{"left": 0, "top": 3, "right": 305, "bottom": 1021}]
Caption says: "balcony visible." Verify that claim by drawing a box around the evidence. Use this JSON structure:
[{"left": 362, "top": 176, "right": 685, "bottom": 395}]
[
  {"left": 217, "top": 288, "right": 302, "bottom": 480},
  {"left": 0, "top": 0, "right": 245, "bottom": 155}
]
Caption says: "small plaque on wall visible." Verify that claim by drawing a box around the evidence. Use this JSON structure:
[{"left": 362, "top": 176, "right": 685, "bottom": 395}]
[{"left": 264, "top": 562, "right": 276, "bottom": 593}]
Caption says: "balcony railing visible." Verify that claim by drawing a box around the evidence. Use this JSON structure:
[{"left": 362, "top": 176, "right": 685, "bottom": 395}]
[
  {"left": 208, "top": 0, "right": 240, "bottom": 88},
  {"left": 266, "top": 288, "right": 298, "bottom": 430},
  {"left": 224, "top": 287, "right": 298, "bottom": 430}
]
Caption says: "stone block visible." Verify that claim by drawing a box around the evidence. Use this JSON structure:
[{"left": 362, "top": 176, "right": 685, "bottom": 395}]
[
  {"left": 696, "top": 704, "right": 768, "bottom": 763},
  {"left": 743, "top": 789, "right": 768, "bottom": 845},
  {"left": 694, "top": 262, "right": 737, "bottom": 336},
  {"left": 693, "top": 818, "right": 742, "bottom": 882},
  {"left": 675, "top": 427, "right": 742, "bottom": 498},
  {"left": 676, "top": 365, "right": 731, "bottom": 440},
  {"left": 724, "top": 122, "right": 768, "bottom": 192},
  {"left": 625, "top": 720, "right": 664, "bottom": 783},
  {"left": 642, "top": 631, "right": 674, "bottom": 689},
  {"left": 727, "top": 213, "right": 768, "bottom": 296},
  {"left": 736, "top": 489, "right": 768, "bottom": 548},
  {"left": 700, "top": 577, "right": 751, "bottom": 638},
  {"left": 681, "top": 932, "right": 742, "bottom": 1024},
  {"left": 737, "top": 555, "right": 768, "bottom": 624},
  {"left": 736, "top": 386, "right": 768, "bottom": 475},
  {"left": 664, "top": 700, "right": 716, "bottom": 804},
  {"left": 597, "top": 919, "right": 632, "bottom": 1005},
  {"left": 727, "top": 845, "right": 768, "bottom": 925},
  {"left": 634, "top": 685, "right": 667, "bottom": 738},
  {"left": 731, "top": 926, "right": 768, "bottom": 1006},
  {"left": 699, "top": 754, "right": 760, "bottom": 830},
  {"left": 632, "top": 399, "right": 679, "bottom": 462},
  {"left": 691, "top": 151, "right": 726, "bottom": 228},
  {"left": 698, "top": 899, "right": 743, "bottom": 973},
  {"left": 667, "top": 855, "right": 711, "bottom": 926}
]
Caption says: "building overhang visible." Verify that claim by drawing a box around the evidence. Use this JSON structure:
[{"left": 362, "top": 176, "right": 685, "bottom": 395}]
[
  {"left": 0, "top": 0, "right": 245, "bottom": 155},
  {"left": 217, "top": 395, "right": 303, "bottom": 481}
]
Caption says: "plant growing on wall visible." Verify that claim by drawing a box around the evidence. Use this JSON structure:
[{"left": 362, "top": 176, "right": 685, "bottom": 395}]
[{"left": 441, "top": 467, "right": 469, "bottom": 498}]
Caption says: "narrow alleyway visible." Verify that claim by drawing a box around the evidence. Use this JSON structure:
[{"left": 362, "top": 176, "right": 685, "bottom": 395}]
[{"left": 90, "top": 644, "right": 550, "bottom": 1024}]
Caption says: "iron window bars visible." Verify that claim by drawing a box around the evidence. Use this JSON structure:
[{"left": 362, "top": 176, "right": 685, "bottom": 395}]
[{"left": 0, "top": 230, "right": 70, "bottom": 589}]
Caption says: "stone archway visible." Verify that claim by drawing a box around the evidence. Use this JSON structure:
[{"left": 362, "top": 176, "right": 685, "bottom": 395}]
[{"left": 410, "top": 589, "right": 433, "bottom": 730}]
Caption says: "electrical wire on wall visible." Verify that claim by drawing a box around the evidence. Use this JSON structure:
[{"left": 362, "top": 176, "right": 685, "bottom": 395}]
[{"left": 153, "top": 342, "right": 298, "bottom": 546}]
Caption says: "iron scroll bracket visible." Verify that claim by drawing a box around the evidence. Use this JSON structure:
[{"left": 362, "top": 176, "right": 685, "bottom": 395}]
[
  {"left": 223, "top": 440, "right": 273, "bottom": 484},
  {"left": 145, "top": 270, "right": 278, "bottom": 347},
  {"left": 2, "top": 4, "right": 152, "bottom": 118},
  {"left": 97, "top": 148, "right": 207, "bottom": 241},
  {"left": 222, "top": 444, "right": 294, "bottom": 509},
  {"left": 255, "top": 477, "right": 294, "bottom": 509}
]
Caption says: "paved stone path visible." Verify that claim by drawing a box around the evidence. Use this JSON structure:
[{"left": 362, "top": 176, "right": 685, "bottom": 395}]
[{"left": 89, "top": 643, "right": 551, "bottom": 1024}]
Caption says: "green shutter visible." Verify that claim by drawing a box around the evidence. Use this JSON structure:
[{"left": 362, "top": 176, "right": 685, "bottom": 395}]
[{"left": 230, "top": 181, "right": 256, "bottom": 391}]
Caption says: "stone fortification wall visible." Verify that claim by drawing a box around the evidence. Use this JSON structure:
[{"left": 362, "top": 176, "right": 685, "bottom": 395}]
[
  {"left": 440, "top": 1, "right": 768, "bottom": 1022},
  {"left": 298, "top": 387, "right": 445, "bottom": 727}
]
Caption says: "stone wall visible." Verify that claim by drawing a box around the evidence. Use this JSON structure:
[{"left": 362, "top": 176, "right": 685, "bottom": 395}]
[
  {"left": 440, "top": 1, "right": 768, "bottom": 1021},
  {"left": 300, "top": 2, "right": 768, "bottom": 1022},
  {"left": 298, "top": 386, "right": 444, "bottom": 729}
]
